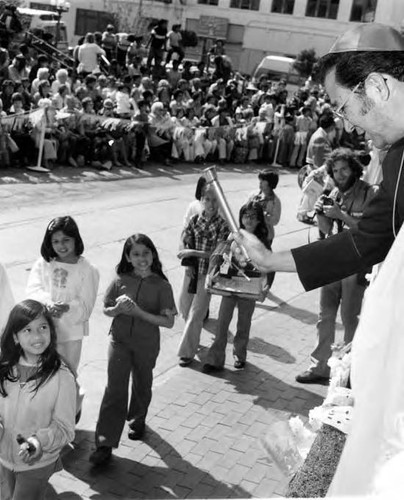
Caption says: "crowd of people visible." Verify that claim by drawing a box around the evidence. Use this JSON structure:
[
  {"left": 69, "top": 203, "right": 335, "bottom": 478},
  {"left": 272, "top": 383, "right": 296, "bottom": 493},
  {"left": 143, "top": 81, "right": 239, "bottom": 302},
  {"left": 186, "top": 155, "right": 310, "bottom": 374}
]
[{"left": 0, "top": 13, "right": 368, "bottom": 173}]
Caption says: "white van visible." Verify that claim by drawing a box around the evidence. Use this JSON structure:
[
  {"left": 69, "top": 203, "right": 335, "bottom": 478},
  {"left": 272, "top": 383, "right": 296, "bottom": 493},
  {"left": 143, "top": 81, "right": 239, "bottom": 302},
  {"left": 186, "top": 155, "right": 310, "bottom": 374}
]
[
  {"left": 253, "top": 55, "right": 301, "bottom": 88},
  {"left": 17, "top": 7, "right": 68, "bottom": 51}
]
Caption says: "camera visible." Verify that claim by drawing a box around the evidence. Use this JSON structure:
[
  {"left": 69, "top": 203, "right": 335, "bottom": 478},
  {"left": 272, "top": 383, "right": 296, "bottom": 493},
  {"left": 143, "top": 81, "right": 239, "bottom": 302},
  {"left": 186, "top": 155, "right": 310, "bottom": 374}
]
[
  {"left": 322, "top": 196, "right": 334, "bottom": 207},
  {"left": 315, "top": 195, "right": 334, "bottom": 215}
]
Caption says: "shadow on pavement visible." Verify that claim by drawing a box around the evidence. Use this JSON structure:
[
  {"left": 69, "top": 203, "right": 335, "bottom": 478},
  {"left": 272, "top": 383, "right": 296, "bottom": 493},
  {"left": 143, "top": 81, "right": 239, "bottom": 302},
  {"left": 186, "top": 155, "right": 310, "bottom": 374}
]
[
  {"left": 189, "top": 348, "right": 322, "bottom": 418},
  {"left": 256, "top": 291, "right": 319, "bottom": 326},
  {"left": 247, "top": 336, "right": 296, "bottom": 364},
  {"left": 46, "top": 428, "right": 250, "bottom": 499},
  {"left": 221, "top": 364, "right": 323, "bottom": 417},
  {"left": 0, "top": 163, "right": 267, "bottom": 186},
  {"left": 202, "top": 322, "right": 296, "bottom": 365}
]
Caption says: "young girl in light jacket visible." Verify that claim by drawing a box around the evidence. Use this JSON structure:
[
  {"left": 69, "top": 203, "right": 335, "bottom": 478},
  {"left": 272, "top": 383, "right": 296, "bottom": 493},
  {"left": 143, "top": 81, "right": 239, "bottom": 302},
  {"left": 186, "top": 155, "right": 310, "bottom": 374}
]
[
  {"left": 26, "top": 216, "right": 99, "bottom": 376},
  {"left": 0, "top": 300, "right": 76, "bottom": 500}
]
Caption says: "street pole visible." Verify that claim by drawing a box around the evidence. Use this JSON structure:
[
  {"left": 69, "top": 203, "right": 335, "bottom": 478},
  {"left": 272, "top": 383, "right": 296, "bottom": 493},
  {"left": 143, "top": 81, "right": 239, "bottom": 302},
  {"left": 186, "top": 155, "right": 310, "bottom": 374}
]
[
  {"left": 50, "top": 0, "right": 70, "bottom": 49},
  {"left": 55, "top": 8, "right": 62, "bottom": 47}
]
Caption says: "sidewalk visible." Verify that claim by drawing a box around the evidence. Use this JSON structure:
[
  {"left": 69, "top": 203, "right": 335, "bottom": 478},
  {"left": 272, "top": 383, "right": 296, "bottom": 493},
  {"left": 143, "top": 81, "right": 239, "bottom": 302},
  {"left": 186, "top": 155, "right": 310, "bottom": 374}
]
[{"left": 45, "top": 288, "right": 327, "bottom": 500}]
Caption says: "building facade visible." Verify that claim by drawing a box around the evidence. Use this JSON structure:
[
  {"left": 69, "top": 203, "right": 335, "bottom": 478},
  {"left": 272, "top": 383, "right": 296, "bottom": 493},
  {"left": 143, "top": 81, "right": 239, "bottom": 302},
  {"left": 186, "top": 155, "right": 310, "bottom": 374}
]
[{"left": 28, "top": 0, "right": 404, "bottom": 75}]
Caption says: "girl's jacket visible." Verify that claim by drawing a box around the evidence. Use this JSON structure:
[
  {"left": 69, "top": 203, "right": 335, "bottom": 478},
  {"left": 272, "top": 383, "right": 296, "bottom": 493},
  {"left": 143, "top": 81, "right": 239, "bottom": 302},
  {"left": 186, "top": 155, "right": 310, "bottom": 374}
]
[
  {"left": 0, "top": 364, "right": 76, "bottom": 472},
  {"left": 26, "top": 256, "right": 100, "bottom": 342}
]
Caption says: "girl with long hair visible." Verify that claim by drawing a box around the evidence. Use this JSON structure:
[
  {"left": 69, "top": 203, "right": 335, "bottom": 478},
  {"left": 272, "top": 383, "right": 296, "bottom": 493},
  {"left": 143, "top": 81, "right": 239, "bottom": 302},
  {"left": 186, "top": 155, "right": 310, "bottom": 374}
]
[
  {"left": 203, "top": 201, "right": 270, "bottom": 372},
  {"left": 26, "top": 216, "right": 99, "bottom": 377},
  {"left": 0, "top": 300, "right": 75, "bottom": 499},
  {"left": 90, "top": 234, "right": 176, "bottom": 466}
]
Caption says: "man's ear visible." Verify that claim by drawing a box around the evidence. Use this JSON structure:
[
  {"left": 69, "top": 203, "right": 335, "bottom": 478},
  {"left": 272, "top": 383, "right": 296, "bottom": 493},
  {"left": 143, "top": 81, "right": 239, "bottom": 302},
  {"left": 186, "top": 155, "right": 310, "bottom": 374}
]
[{"left": 365, "top": 73, "right": 390, "bottom": 102}]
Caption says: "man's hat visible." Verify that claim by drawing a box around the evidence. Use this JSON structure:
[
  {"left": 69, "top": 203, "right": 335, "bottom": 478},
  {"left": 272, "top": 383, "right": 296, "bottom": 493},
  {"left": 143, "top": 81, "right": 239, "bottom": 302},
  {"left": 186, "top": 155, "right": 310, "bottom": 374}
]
[{"left": 329, "top": 23, "right": 404, "bottom": 53}]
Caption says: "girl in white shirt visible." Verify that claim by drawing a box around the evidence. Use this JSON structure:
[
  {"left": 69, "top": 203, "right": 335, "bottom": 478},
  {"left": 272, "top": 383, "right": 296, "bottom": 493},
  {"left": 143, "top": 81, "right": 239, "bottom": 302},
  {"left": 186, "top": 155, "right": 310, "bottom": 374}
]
[{"left": 26, "top": 216, "right": 99, "bottom": 376}]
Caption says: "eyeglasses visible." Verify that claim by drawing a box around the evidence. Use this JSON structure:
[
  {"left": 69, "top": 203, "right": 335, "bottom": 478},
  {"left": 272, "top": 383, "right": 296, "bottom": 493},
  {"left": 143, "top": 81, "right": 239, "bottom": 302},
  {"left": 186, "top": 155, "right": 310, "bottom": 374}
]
[{"left": 332, "top": 81, "right": 362, "bottom": 120}]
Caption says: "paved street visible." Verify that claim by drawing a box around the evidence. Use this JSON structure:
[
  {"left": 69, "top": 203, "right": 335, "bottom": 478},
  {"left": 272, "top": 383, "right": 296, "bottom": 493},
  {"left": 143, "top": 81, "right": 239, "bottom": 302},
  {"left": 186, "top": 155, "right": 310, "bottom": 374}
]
[{"left": 0, "top": 163, "right": 332, "bottom": 499}]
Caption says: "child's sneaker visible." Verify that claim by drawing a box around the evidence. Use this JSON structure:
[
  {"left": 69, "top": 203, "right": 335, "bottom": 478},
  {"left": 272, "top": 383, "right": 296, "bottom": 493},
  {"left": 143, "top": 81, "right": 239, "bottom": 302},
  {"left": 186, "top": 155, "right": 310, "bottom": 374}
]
[
  {"left": 89, "top": 446, "right": 112, "bottom": 466},
  {"left": 234, "top": 359, "right": 246, "bottom": 369},
  {"left": 179, "top": 357, "right": 193, "bottom": 367}
]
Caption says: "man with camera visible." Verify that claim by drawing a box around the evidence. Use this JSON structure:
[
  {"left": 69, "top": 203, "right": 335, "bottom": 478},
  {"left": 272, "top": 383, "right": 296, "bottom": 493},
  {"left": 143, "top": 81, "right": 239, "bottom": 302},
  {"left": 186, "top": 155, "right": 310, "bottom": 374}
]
[{"left": 296, "top": 148, "right": 378, "bottom": 383}]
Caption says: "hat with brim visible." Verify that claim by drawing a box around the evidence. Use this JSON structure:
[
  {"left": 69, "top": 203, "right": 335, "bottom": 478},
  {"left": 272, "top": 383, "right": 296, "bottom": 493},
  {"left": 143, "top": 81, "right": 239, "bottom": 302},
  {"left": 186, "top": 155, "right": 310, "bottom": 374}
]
[{"left": 329, "top": 23, "right": 404, "bottom": 53}]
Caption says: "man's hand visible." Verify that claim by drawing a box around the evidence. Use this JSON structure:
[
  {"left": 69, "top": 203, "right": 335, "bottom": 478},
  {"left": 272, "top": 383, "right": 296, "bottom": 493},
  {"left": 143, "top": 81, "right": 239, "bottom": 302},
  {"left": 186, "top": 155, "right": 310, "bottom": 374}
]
[
  {"left": 232, "top": 230, "right": 273, "bottom": 272},
  {"left": 314, "top": 197, "right": 325, "bottom": 214},
  {"left": 322, "top": 202, "right": 343, "bottom": 220}
]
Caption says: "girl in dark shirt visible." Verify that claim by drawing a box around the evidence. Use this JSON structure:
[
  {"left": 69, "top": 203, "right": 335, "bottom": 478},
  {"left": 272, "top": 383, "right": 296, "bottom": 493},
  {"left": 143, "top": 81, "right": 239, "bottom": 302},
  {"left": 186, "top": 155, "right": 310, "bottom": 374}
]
[{"left": 90, "top": 234, "right": 177, "bottom": 466}]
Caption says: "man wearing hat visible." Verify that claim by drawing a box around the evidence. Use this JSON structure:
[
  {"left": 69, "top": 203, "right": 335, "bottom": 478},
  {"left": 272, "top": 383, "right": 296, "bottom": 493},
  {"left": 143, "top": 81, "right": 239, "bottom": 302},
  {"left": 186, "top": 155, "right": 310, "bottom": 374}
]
[{"left": 236, "top": 24, "right": 404, "bottom": 305}]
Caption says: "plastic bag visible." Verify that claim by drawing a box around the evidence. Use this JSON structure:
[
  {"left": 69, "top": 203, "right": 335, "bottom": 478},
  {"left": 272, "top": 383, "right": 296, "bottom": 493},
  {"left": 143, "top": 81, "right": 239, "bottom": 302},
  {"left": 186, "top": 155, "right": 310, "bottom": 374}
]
[{"left": 261, "top": 416, "right": 316, "bottom": 478}]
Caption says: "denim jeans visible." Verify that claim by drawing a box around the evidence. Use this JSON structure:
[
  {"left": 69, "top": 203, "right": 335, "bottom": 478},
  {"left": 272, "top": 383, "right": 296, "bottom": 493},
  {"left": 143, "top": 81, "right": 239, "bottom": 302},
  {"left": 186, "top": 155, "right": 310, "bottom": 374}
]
[{"left": 205, "top": 295, "right": 256, "bottom": 367}]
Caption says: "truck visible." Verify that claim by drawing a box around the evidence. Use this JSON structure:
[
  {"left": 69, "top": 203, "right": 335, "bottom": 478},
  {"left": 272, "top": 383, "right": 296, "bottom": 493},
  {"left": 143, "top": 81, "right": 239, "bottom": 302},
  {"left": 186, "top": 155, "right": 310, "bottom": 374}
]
[
  {"left": 17, "top": 7, "right": 68, "bottom": 51},
  {"left": 253, "top": 55, "right": 301, "bottom": 91}
]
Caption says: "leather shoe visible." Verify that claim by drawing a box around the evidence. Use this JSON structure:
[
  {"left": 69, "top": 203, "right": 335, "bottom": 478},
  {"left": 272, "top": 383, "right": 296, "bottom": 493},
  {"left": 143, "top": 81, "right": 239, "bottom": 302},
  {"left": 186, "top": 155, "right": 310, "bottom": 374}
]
[
  {"left": 128, "top": 420, "right": 145, "bottom": 440},
  {"left": 234, "top": 359, "right": 245, "bottom": 369},
  {"left": 295, "top": 370, "right": 329, "bottom": 384}
]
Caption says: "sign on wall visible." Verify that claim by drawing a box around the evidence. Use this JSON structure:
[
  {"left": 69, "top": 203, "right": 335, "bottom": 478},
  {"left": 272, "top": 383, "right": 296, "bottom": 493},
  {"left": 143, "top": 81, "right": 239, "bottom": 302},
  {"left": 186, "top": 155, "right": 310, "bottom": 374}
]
[{"left": 197, "top": 15, "right": 228, "bottom": 39}]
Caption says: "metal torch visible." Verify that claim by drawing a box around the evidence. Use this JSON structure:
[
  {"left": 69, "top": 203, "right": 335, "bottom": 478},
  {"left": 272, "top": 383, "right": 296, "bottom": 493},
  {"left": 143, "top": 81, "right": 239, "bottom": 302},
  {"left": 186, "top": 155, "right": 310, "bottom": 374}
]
[{"left": 203, "top": 165, "right": 250, "bottom": 262}]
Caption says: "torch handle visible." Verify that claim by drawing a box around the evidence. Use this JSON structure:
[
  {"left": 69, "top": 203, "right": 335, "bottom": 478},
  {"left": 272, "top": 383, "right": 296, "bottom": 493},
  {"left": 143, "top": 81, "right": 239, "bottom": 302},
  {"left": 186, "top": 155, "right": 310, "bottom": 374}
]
[{"left": 204, "top": 166, "right": 250, "bottom": 261}]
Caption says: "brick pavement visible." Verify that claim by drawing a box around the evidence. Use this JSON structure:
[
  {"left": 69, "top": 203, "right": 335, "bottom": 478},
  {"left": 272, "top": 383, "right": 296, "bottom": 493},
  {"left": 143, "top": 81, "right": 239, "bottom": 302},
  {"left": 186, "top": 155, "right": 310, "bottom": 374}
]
[
  {"left": 0, "top": 162, "right": 331, "bottom": 499},
  {"left": 45, "top": 288, "right": 328, "bottom": 500}
]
